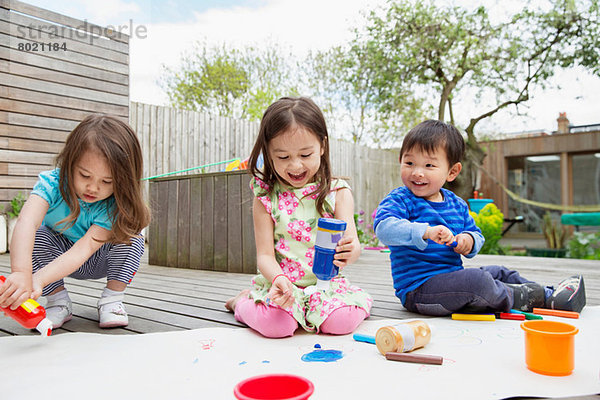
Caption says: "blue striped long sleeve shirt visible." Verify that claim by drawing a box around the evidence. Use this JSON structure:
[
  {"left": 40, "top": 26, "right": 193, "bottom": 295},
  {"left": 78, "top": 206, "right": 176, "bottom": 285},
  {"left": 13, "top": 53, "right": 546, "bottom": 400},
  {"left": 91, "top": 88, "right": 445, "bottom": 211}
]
[{"left": 374, "top": 186, "right": 484, "bottom": 304}]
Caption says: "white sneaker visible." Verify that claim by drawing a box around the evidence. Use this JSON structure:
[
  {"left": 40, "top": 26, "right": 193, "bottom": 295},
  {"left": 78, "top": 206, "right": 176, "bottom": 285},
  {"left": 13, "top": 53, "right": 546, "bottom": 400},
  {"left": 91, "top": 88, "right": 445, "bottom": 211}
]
[
  {"left": 45, "top": 294, "right": 73, "bottom": 329},
  {"left": 97, "top": 293, "right": 128, "bottom": 328}
]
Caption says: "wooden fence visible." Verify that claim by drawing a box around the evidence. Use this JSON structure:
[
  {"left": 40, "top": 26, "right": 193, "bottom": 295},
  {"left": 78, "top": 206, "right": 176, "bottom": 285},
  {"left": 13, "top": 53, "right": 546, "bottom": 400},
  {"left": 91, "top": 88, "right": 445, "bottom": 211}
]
[
  {"left": 149, "top": 170, "right": 257, "bottom": 273},
  {"left": 131, "top": 102, "right": 402, "bottom": 223},
  {"left": 0, "top": 0, "right": 129, "bottom": 209}
]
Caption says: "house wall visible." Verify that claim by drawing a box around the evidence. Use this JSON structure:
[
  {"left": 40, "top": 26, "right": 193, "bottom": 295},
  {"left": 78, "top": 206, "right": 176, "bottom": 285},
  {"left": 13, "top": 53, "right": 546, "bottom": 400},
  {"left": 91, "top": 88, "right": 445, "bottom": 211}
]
[{"left": 480, "top": 130, "right": 600, "bottom": 222}]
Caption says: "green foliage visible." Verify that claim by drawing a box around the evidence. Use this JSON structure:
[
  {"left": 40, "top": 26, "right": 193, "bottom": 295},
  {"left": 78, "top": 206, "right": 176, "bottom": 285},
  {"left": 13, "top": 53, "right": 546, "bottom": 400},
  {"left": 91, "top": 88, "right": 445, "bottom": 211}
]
[
  {"left": 161, "top": 41, "right": 299, "bottom": 120},
  {"left": 542, "top": 212, "right": 567, "bottom": 249},
  {"left": 311, "top": 0, "right": 600, "bottom": 195},
  {"left": 7, "top": 192, "right": 26, "bottom": 219},
  {"left": 469, "top": 203, "right": 503, "bottom": 254},
  {"left": 354, "top": 212, "right": 380, "bottom": 247},
  {"left": 567, "top": 231, "right": 600, "bottom": 260},
  {"left": 305, "top": 45, "right": 427, "bottom": 146}
]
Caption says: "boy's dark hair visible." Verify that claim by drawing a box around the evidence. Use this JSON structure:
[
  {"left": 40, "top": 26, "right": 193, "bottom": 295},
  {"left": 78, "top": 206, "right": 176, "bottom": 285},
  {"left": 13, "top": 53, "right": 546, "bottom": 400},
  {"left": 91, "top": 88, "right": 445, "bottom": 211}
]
[
  {"left": 400, "top": 120, "right": 465, "bottom": 166},
  {"left": 248, "top": 97, "right": 332, "bottom": 216}
]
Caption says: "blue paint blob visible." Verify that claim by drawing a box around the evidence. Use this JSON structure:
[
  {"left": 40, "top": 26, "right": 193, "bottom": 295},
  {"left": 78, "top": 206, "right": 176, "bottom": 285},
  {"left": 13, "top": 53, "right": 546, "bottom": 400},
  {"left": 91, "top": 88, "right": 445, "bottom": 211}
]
[
  {"left": 192, "top": 358, "right": 198, "bottom": 364},
  {"left": 314, "top": 344, "right": 321, "bottom": 349},
  {"left": 301, "top": 349, "right": 344, "bottom": 362},
  {"left": 261, "top": 360, "right": 270, "bottom": 364},
  {"left": 239, "top": 361, "right": 247, "bottom": 366}
]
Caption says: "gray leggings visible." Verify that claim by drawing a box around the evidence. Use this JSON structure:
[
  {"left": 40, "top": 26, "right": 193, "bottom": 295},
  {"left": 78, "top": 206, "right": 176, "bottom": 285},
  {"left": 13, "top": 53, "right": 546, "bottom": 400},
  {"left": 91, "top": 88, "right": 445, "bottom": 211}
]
[{"left": 32, "top": 225, "right": 145, "bottom": 296}]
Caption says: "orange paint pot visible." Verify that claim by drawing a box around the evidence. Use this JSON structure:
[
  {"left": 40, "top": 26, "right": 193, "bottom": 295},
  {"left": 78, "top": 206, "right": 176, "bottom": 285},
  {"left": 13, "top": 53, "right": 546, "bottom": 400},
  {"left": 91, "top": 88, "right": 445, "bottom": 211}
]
[{"left": 521, "top": 320, "right": 578, "bottom": 376}]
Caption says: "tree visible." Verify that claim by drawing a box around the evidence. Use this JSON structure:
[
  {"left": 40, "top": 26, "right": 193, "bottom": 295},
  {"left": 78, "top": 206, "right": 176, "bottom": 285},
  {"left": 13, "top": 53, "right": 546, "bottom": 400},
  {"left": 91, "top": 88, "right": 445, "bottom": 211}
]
[
  {"left": 306, "top": 44, "right": 426, "bottom": 146},
  {"left": 324, "top": 0, "right": 600, "bottom": 198},
  {"left": 161, "top": 41, "right": 299, "bottom": 120}
]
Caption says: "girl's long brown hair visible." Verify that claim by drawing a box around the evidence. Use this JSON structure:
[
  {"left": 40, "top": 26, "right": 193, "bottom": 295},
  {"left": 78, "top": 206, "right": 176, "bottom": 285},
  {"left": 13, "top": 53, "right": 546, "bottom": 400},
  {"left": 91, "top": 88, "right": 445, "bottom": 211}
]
[
  {"left": 56, "top": 114, "right": 151, "bottom": 244},
  {"left": 248, "top": 97, "right": 332, "bottom": 216}
]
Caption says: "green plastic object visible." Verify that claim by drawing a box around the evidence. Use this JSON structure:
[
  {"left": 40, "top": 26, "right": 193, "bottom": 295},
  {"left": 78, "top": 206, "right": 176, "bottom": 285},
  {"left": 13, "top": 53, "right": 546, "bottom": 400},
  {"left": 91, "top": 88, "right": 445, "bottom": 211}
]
[{"left": 560, "top": 213, "right": 600, "bottom": 226}]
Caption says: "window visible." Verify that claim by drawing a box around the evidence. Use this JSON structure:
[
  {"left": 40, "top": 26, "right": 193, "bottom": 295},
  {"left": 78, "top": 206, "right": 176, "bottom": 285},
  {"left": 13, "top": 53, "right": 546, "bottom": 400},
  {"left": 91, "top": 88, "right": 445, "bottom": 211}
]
[{"left": 507, "top": 155, "right": 561, "bottom": 232}]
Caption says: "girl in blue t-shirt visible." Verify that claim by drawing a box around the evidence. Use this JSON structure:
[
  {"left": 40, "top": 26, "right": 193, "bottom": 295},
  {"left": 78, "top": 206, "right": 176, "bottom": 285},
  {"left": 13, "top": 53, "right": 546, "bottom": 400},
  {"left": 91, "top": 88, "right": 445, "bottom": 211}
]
[{"left": 0, "top": 115, "right": 150, "bottom": 329}]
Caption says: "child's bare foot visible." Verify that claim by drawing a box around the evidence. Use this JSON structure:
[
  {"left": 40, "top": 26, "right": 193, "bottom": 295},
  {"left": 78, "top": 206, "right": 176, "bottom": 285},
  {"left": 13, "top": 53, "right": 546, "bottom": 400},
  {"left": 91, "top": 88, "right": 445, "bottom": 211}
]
[{"left": 225, "top": 289, "right": 251, "bottom": 312}]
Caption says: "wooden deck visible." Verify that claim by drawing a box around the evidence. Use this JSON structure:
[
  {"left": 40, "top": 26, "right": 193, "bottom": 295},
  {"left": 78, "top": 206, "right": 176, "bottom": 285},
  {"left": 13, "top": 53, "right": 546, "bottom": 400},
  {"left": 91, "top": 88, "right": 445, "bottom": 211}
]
[{"left": 0, "top": 250, "right": 598, "bottom": 336}]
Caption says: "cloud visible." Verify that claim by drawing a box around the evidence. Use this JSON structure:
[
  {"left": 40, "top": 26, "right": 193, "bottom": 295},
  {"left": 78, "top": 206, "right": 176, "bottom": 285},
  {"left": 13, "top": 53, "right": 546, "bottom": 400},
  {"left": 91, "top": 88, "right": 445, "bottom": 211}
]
[
  {"left": 22, "top": 0, "right": 600, "bottom": 132},
  {"left": 129, "top": 0, "right": 387, "bottom": 106}
]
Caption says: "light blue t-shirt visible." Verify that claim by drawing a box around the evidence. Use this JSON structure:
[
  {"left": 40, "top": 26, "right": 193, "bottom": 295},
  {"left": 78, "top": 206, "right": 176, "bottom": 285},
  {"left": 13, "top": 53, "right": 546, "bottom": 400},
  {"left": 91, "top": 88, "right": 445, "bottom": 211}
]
[{"left": 31, "top": 169, "right": 115, "bottom": 243}]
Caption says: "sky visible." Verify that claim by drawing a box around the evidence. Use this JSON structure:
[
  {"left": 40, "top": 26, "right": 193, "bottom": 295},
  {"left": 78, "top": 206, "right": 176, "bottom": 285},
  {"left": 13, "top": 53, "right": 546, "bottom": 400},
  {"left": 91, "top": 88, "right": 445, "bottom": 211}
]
[{"left": 20, "top": 0, "right": 600, "bottom": 136}]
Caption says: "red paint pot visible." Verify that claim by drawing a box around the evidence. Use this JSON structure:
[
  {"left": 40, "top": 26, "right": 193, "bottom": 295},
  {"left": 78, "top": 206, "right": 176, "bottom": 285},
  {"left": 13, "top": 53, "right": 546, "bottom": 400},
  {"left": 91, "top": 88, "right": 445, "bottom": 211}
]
[{"left": 234, "top": 374, "right": 314, "bottom": 400}]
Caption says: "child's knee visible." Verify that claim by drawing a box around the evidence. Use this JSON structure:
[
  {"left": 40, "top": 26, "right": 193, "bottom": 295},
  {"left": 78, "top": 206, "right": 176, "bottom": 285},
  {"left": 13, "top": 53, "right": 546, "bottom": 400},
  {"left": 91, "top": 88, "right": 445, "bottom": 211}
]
[
  {"left": 236, "top": 300, "right": 298, "bottom": 338},
  {"left": 462, "top": 268, "right": 495, "bottom": 288},
  {"left": 319, "top": 306, "right": 368, "bottom": 335},
  {"left": 257, "top": 314, "right": 298, "bottom": 338}
]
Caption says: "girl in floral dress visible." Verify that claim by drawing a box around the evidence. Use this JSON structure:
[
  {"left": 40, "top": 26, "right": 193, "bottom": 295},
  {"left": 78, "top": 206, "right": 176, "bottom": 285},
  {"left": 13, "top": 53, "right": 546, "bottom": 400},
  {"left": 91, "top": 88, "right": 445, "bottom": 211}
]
[{"left": 225, "top": 97, "right": 372, "bottom": 338}]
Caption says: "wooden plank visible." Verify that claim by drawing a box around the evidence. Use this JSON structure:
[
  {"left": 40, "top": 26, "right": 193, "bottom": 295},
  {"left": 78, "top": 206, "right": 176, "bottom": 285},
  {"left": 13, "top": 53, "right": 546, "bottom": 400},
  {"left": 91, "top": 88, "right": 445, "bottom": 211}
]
[
  {"left": 0, "top": 33, "right": 128, "bottom": 75},
  {"left": 0, "top": 72, "right": 129, "bottom": 106},
  {"left": 241, "top": 173, "right": 256, "bottom": 274},
  {"left": 148, "top": 181, "right": 159, "bottom": 265},
  {"left": 227, "top": 173, "right": 243, "bottom": 273},
  {"left": 152, "top": 180, "right": 169, "bottom": 266},
  {"left": 189, "top": 177, "right": 203, "bottom": 269},
  {"left": 159, "top": 106, "right": 168, "bottom": 175},
  {"left": 167, "top": 108, "right": 176, "bottom": 174},
  {"left": 0, "top": 98, "right": 92, "bottom": 123},
  {"left": 0, "top": 60, "right": 128, "bottom": 96},
  {"left": 175, "top": 108, "right": 182, "bottom": 174},
  {"left": 0, "top": 149, "right": 55, "bottom": 165},
  {"left": 213, "top": 174, "right": 228, "bottom": 272},
  {"left": 0, "top": 188, "right": 31, "bottom": 203},
  {"left": 1, "top": 0, "right": 129, "bottom": 44},
  {"left": 0, "top": 111, "right": 77, "bottom": 131},
  {"left": 0, "top": 175, "right": 37, "bottom": 188},
  {"left": 0, "top": 135, "right": 63, "bottom": 153},
  {"left": 177, "top": 178, "right": 190, "bottom": 269},
  {"left": 0, "top": 86, "right": 128, "bottom": 117},
  {"left": 200, "top": 176, "right": 214, "bottom": 270},
  {"left": 0, "top": 45, "right": 128, "bottom": 85},
  {"left": 3, "top": 162, "right": 50, "bottom": 176},
  {"left": 166, "top": 180, "right": 179, "bottom": 267},
  {"left": 145, "top": 103, "right": 155, "bottom": 176},
  {"left": 0, "top": 11, "right": 129, "bottom": 62},
  {"left": 0, "top": 123, "right": 67, "bottom": 142}
]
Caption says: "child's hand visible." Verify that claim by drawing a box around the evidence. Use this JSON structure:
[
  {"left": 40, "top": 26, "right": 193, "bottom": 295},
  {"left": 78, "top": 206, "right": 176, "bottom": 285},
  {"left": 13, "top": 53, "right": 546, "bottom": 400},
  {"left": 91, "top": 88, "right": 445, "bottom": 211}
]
[
  {"left": 424, "top": 225, "right": 455, "bottom": 246},
  {"left": 0, "top": 272, "right": 32, "bottom": 310},
  {"left": 334, "top": 236, "right": 360, "bottom": 268},
  {"left": 452, "top": 233, "right": 474, "bottom": 255},
  {"left": 268, "top": 275, "right": 295, "bottom": 309}
]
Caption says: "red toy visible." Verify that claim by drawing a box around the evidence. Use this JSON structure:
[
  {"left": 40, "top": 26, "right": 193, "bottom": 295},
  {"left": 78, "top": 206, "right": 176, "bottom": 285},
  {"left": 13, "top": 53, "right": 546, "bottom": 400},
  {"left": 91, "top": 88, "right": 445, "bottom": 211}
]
[{"left": 0, "top": 276, "right": 53, "bottom": 336}]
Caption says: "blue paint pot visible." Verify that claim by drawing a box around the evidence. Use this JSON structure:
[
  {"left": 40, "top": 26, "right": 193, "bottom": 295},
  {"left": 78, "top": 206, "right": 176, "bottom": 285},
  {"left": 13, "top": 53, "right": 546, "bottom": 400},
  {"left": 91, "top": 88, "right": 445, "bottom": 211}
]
[{"left": 467, "top": 199, "right": 494, "bottom": 213}]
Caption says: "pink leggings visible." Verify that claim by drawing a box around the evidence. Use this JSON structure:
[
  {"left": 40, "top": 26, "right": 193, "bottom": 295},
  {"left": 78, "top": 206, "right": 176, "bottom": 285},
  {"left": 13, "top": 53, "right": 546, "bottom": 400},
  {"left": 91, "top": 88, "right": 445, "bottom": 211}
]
[{"left": 234, "top": 297, "right": 368, "bottom": 338}]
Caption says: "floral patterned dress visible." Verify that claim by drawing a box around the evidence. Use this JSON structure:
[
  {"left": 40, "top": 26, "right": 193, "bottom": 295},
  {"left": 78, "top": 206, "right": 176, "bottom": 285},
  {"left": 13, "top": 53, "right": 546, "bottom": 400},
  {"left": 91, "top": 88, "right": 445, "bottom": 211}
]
[{"left": 249, "top": 177, "right": 373, "bottom": 332}]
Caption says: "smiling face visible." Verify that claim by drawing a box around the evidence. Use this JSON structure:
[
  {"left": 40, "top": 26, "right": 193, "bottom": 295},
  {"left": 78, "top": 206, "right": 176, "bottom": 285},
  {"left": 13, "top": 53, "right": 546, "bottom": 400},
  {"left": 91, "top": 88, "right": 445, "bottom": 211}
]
[
  {"left": 73, "top": 149, "right": 114, "bottom": 203},
  {"left": 268, "top": 125, "right": 324, "bottom": 188},
  {"left": 400, "top": 145, "right": 461, "bottom": 202}
]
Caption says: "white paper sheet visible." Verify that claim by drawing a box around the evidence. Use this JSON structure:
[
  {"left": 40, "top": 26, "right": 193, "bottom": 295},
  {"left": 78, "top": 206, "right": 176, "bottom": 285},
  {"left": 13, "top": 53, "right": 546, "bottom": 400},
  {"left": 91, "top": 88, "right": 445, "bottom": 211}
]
[{"left": 1, "top": 307, "right": 599, "bottom": 399}]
